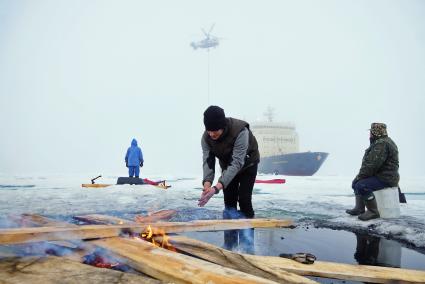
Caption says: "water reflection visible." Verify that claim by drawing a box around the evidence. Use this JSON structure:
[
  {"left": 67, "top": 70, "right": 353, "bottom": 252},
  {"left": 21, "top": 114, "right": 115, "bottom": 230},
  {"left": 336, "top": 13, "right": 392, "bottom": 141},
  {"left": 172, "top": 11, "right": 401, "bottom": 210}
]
[
  {"left": 354, "top": 233, "right": 401, "bottom": 268},
  {"left": 224, "top": 228, "right": 255, "bottom": 254},
  {"left": 222, "top": 208, "right": 255, "bottom": 254}
]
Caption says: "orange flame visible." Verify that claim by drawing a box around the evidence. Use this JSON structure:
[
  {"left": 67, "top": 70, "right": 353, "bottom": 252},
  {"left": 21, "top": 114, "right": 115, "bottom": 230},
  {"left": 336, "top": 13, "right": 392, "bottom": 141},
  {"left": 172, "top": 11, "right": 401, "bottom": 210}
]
[{"left": 140, "top": 225, "right": 176, "bottom": 252}]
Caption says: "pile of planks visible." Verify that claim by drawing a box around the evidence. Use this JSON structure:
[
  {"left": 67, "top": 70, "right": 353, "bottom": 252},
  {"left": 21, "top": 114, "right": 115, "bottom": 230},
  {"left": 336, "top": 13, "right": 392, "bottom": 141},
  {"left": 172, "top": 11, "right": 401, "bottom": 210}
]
[{"left": 1, "top": 213, "right": 425, "bottom": 284}]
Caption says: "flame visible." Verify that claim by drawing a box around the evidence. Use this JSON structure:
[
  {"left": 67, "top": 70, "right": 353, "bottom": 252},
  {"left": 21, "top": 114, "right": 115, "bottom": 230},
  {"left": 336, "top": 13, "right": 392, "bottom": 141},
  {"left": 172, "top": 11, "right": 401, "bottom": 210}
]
[
  {"left": 141, "top": 225, "right": 153, "bottom": 239},
  {"left": 83, "top": 251, "right": 121, "bottom": 269},
  {"left": 140, "top": 225, "right": 176, "bottom": 252}
]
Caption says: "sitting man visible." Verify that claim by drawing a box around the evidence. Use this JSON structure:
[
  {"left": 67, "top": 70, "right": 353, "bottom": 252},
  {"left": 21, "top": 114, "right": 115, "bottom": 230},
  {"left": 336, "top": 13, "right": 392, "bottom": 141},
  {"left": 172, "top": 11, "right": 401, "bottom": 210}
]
[{"left": 346, "top": 123, "right": 399, "bottom": 221}]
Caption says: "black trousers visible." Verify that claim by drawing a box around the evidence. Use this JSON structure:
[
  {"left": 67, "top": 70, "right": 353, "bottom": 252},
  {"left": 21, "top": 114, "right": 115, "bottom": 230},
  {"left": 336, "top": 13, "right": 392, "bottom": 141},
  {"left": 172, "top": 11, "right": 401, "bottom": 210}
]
[{"left": 223, "top": 164, "right": 258, "bottom": 218}]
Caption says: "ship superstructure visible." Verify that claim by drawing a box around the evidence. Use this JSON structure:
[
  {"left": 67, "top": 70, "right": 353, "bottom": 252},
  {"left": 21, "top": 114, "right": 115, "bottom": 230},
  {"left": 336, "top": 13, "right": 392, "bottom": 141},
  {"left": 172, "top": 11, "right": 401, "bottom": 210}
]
[{"left": 250, "top": 109, "right": 328, "bottom": 176}]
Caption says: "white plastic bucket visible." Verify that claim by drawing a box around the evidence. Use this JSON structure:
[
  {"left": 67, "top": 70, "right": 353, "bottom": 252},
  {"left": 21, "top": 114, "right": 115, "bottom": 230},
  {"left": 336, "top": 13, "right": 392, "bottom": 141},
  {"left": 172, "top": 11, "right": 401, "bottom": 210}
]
[
  {"left": 377, "top": 238, "right": 401, "bottom": 267},
  {"left": 374, "top": 187, "right": 400, "bottom": 218}
]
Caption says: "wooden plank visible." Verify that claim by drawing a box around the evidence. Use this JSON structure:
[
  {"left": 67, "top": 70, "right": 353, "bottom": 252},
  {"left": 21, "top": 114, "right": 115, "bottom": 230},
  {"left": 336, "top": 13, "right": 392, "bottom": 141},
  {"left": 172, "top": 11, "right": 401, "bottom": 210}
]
[
  {"left": 78, "top": 214, "right": 316, "bottom": 283},
  {"left": 0, "top": 219, "right": 293, "bottom": 245},
  {"left": 17, "top": 214, "right": 91, "bottom": 261},
  {"left": 19, "top": 213, "right": 76, "bottom": 227},
  {"left": 74, "top": 214, "right": 137, "bottom": 225},
  {"left": 0, "top": 256, "right": 162, "bottom": 284},
  {"left": 74, "top": 210, "right": 176, "bottom": 225},
  {"left": 135, "top": 209, "right": 176, "bottom": 223},
  {"left": 93, "top": 237, "right": 290, "bottom": 284},
  {"left": 15, "top": 215, "right": 288, "bottom": 283},
  {"left": 160, "top": 235, "right": 425, "bottom": 284},
  {"left": 82, "top": 184, "right": 112, "bottom": 188},
  {"left": 11, "top": 214, "right": 80, "bottom": 249}
]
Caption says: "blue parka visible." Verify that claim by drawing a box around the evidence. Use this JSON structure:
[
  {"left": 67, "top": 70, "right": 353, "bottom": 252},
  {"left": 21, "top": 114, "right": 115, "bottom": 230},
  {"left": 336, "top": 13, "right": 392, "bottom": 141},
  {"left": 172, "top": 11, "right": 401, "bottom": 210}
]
[{"left": 125, "top": 139, "right": 144, "bottom": 167}]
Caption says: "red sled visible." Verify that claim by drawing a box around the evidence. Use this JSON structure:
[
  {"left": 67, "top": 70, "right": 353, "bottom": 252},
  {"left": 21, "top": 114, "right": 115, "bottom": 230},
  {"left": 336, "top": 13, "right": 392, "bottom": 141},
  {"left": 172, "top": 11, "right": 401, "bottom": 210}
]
[{"left": 255, "top": 179, "right": 286, "bottom": 184}]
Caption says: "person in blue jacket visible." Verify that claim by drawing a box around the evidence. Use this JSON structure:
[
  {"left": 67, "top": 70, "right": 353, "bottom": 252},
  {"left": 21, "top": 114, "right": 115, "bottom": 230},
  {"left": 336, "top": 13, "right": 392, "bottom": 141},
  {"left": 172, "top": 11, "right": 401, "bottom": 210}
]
[{"left": 125, "top": 138, "right": 144, "bottom": 178}]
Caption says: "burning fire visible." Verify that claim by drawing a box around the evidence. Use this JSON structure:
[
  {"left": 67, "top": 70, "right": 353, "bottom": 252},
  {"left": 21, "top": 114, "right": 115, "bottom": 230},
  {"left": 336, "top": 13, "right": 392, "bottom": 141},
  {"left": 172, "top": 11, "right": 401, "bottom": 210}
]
[{"left": 140, "top": 225, "right": 176, "bottom": 251}]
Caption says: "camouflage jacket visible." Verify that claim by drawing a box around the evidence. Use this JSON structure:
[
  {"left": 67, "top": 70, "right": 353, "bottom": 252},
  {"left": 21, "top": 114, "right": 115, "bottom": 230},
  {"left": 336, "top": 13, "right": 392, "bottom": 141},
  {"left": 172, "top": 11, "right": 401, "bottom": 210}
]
[{"left": 354, "top": 136, "right": 400, "bottom": 187}]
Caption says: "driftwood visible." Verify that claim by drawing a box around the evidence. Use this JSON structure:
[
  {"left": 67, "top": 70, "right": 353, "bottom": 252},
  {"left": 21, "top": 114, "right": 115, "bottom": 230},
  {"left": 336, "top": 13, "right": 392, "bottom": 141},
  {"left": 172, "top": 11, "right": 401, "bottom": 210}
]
[
  {"left": 0, "top": 256, "right": 162, "bottom": 284},
  {"left": 0, "top": 219, "right": 293, "bottom": 245},
  {"left": 93, "top": 237, "right": 288, "bottom": 284},
  {"left": 157, "top": 235, "right": 425, "bottom": 284}
]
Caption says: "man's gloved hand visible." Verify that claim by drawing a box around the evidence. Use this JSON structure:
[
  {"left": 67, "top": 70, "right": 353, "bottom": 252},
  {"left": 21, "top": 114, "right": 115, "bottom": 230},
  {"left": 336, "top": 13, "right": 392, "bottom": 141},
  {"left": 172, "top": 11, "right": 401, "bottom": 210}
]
[
  {"left": 140, "top": 162, "right": 143, "bottom": 167},
  {"left": 126, "top": 162, "right": 128, "bottom": 168}
]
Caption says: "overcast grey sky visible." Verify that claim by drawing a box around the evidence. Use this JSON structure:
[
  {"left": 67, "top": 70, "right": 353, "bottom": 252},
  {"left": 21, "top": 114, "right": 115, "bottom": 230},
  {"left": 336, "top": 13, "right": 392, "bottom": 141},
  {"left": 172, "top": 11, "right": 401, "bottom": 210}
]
[{"left": 0, "top": 0, "right": 424, "bottom": 179}]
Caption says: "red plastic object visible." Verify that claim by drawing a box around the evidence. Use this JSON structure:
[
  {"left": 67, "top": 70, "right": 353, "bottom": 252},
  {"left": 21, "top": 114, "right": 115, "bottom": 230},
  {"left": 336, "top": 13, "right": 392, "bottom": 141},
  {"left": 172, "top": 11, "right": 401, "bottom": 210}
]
[{"left": 255, "top": 179, "right": 286, "bottom": 184}]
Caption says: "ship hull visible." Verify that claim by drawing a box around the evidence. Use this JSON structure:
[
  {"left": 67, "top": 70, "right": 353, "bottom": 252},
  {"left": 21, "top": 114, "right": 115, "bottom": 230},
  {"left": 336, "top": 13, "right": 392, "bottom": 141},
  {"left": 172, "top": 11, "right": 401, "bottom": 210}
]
[{"left": 258, "top": 152, "right": 329, "bottom": 176}]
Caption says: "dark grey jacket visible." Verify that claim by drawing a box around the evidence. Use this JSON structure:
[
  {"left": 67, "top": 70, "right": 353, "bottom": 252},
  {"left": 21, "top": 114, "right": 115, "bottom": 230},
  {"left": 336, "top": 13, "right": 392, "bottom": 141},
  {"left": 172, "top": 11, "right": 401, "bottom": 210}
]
[{"left": 202, "top": 118, "right": 259, "bottom": 188}]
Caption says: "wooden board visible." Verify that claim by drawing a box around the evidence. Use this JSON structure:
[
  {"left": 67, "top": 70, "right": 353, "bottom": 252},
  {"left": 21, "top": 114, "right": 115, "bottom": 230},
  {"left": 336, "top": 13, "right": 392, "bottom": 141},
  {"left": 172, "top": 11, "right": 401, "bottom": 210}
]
[
  {"left": 82, "top": 183, "right": 170, "bottom": 189},
  {"left": 25, "top": 215, "right": 309, "bottom": 283},
  {"left": 74, "top": 210, "right": 177, "bottom": 225},
  {"left": 160, "top": 235, "right": 425, "bottom": 284},
  {"left": 72, "top": 214, "right": 315, "bottom": 283},
  {"left": 19, "top": 213, "right": 77, "bottom": 227},
  {"left": 14, "top": 214, "right": 92, "bottom": 261},
  {"left": 93, "top": 237, "right": 290, "bottom": 284},
  {"left": 74, "top": 214, "right": 137, "bottom": 225},
  {"left": 0, "top": 256, "right": 162, "bottom": 284},
  {"left": 82, "top": 183, "right": 113, "bottom": 188},
  {"left": 0, "top": 218, "right": 293, "bottom": 245}
]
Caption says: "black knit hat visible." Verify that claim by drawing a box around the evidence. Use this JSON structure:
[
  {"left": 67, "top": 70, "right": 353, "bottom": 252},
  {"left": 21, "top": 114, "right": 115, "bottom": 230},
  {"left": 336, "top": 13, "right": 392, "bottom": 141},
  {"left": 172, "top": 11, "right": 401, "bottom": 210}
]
[{"left": 203, "top": 105, "right": 227, "bottom": 131}]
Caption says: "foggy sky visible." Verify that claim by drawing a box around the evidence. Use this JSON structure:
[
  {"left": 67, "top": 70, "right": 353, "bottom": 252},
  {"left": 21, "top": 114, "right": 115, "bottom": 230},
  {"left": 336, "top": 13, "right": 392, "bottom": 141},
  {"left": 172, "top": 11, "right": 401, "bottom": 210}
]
[{"left": 1, "top": 0, "right": 424, "bottom": 179}]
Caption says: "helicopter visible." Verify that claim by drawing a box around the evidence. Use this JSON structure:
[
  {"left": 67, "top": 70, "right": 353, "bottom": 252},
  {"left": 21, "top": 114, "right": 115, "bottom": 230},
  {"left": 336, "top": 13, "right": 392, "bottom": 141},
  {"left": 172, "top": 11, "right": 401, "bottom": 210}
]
[{"left": 190, "top": 24, "right": 219, "bottom": 50}]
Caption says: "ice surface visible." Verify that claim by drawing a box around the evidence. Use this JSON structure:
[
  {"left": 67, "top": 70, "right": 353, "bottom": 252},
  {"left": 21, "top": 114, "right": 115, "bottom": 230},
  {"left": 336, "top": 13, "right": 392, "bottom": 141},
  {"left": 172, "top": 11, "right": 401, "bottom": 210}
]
[{"left": 0, "top": 173, "right": 424, "bottom": 249}]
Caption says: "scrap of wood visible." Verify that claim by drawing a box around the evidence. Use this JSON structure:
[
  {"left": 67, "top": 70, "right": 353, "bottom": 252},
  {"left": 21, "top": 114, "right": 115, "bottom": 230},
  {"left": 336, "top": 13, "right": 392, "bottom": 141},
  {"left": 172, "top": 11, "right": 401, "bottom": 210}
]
[
  {"left": 78, "top": 214, "right": 315, "bottom": 284},
  {"left": 15, "top": 214, "right": 92, "bottom": 262},
  {"left": 74, "top": 210, "right": 177, "bottom": 225},
  {"left": 0, "top": 256, "right": 162, "bottom": 284},
  {"left": 93, "top": 237, "right": 290, "bottom": 284},
  {"left": 158, "top": 235, "right": 425, "bottom": 284},
  {"left": 74, "top": 214, "right": 137, "bottom": 225},
  {"left": 154, "top": 234, "right": 316, "bottom": 284},
  {"left": 82, "top": 183, "right": 113, "bottom": 188},
  {"left": 8, "top": 214, "right": 80, "bottom": 249},
  {"left": 67, "top": 214, "right": 311, "bottom": 283},
  {"left": 0, "top": 219, "right": 293, "bottom": 245},
  {"left": 19, "top": 214, "right": 76, "bottom": 227},
  {"left": 134, "top": 209, "right": 177, "bottom": 223}
]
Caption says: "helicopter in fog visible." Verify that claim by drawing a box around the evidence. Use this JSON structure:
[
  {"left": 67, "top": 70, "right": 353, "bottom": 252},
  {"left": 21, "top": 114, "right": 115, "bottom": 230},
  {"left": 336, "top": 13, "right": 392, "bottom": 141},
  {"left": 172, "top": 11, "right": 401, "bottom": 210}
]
[{"left": 190, "top": 24, "right": 219, "bottom": 50}]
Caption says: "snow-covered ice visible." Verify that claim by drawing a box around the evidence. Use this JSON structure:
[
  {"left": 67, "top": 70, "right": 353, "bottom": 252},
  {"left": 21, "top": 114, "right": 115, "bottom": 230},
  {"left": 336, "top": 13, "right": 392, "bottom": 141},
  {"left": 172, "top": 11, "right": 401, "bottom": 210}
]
[{"left": 0, "top": 173, "right": 424, "bottom": 250}]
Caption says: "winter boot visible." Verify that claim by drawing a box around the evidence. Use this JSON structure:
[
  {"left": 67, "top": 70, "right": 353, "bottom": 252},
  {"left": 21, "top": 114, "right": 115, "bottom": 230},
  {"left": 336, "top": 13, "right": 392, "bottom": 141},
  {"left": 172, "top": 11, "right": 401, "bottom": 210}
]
[
  {"left": 358, "top": 194, "right": 380, "bottom": 221},
  {"left": 346, "top": 195, "right": 365, "bottom": 216}
]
